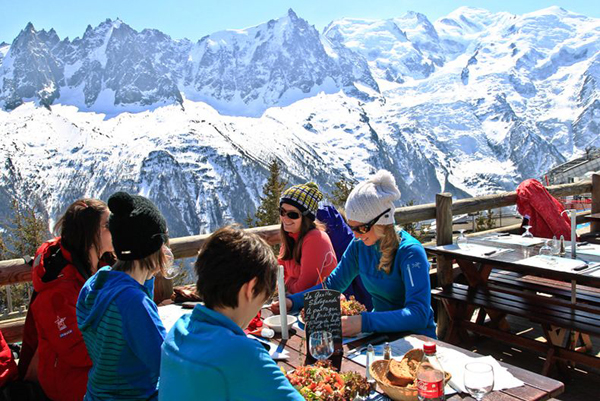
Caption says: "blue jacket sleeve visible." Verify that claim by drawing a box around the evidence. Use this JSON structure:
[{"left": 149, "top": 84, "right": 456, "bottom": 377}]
[
  {"left": 120, "top": 291, "right": 167, "bottom": 374},
  {"left": 233, "top": 341, "right": 304, "bottom": 400},
  {"left": 361, "top": 242, "right": 432, "bottom": 334},
  {"left": 288, "top": 239, "right": 360, "bottom": 312}
]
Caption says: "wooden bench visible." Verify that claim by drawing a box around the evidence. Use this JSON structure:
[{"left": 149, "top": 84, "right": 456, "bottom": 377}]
[
  {"left": 487, "top": 270, "right": 600, "bottom": 305},
  {"left": 432, "top": 282, "right": 600, "bottom": 375}
]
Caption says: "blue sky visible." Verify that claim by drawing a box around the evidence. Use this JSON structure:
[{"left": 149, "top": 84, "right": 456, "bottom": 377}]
[{"left": 2, "top": 0, "right": 598, "bottom": 43}]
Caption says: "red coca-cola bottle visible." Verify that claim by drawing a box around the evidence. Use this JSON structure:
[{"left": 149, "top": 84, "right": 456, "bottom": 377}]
[{"left": 416, "top": 342, "right": 445, "bottom": 401}]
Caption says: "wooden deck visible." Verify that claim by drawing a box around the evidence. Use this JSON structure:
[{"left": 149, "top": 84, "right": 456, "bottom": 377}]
[{"left": 459, "top": 313, "right": 600, "bottom": 401}]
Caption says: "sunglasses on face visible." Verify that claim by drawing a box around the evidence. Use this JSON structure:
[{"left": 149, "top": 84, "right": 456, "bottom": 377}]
[
  {"left": 279, "top": 208, "right": 302, "bottom": 220},
  {"left": 349, "top": 208, "right": 392, "bottom": 234}
]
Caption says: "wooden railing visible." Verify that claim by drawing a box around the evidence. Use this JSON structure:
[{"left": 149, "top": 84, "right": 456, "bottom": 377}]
[{"left": 0, "top": 177, "right": 596, "bottom": 342}]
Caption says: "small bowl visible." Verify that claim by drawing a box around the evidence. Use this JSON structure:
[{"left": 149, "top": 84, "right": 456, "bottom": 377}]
[{"left": 263, "top": 315, "right": 297, "bottom": 332}]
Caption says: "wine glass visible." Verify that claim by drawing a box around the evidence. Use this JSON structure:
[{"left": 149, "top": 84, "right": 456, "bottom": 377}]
[
  {"left": 464, "top": 362, "right": 494, "bottom": 401},
  {"left": 522, "top": 225, "right": 533, "bottom": 238},
  {"left": 457, "top": 229, "right": 468, "bottom": 249},
  {"left": 539, "top": 240, "right": 552, "bottom": 256},
  {"left": 162, "top": 246, "right": 182, "bottom": 279},
  {"left": 309, "top": 331, "right": 334, "bottom": 362}
]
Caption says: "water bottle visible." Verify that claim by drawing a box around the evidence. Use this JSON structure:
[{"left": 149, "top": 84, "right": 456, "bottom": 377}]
[
  {"left": 366, "top": 344, "right": 376, "bottom": 390},
  {"left": 416, "top": 342, "right": 445, "bottom": 401}
]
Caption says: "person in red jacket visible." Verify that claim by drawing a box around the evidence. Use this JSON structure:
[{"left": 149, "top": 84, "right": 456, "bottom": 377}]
[
  {"left": 20, "top": 199, "right": 114, "bottom": 401},
  {"left": 0, "top": 329, "right": 17, "bottom": 389},
  {"left": 278, "top": 183, "right": 337, "bottom": 294}
]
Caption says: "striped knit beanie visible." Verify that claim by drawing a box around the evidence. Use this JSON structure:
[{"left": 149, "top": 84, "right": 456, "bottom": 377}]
[{"left": 280, "top": 182, "right": 323, "bottom": 221}]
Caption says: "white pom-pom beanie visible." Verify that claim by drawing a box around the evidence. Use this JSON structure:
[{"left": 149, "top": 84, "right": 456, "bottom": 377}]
[{"left": 345, "top": 170, "right": 400, "bottom": 225}]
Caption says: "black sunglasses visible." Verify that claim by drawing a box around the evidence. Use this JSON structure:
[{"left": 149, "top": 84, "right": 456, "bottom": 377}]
[
  {"left": 279, "top": 208, "right": 303, "bottom": 220},
  {"left": 349, "top": 208, "right": 391, "bottom": 234}
]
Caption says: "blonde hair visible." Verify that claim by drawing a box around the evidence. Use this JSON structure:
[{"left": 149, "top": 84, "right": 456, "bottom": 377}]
[{"left": 374, "top": 225, "right": 399, "bottom": 274}]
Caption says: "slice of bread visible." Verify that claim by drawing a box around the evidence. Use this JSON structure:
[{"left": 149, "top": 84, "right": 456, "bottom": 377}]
[{"left": 387, "top": 348, "right": 424, "bottom": 387}]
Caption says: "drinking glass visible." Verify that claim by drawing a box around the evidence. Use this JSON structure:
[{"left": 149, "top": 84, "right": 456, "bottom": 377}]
[
  {"left": 309, "top": 331, "right": 334, "bottom": 362},
  {"left": 162, "top": 246, "right": 182, "bottom": 279},
  {"left": 457, "top": 229, "right": 468, "bottom": 249},
  {"left": 539, "top": 240, "right": 552, "bottom": 257},
  {"left": 550, "top": 237, "right": 560, "bottom": 256},
  {"left": 522, "top": 225, "right": 533, "bottom": 238},
  {"left": 464, "top": 362, "right": 494, "bottom": 401}
]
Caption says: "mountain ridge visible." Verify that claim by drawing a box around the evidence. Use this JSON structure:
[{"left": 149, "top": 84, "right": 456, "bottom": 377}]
[{"left": 0, "top": 6, "right": 598, "bottom": 236}]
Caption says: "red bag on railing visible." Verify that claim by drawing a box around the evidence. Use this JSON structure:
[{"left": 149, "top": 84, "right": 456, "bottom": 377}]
[{"left": 516, "top": 179, "right": 572, "bottom": 240}]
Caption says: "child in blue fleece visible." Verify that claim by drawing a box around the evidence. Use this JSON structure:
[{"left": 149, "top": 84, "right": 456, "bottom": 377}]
[
  {"left": 275, "top": 170, "right": 436, "bottom": 339},
  {"left": 77, "top": 192, "right": 170, "bottom": 400},
  {"left": 159, "top": 225, "right": 303, "bottom": 401}
]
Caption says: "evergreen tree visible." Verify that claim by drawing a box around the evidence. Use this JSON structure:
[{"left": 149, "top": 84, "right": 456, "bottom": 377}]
[
  {"left": 6, "top": 199, "right": 49, "bottom": 257},
  {"left": 329, "top": 178, "right": 356, "bottom": 209},
  {"left": 0, "top": 234, "right": 8, "bottom": 260},
  {"left": 252, "top": 160, "right": 287, "bottom": 227},
  {"left": 475, "top": 213, "right": 487, "bottom": 232},
  {"left": 485, "top": 209, "right": 496, "bottom": 230},
  {"left": 0, "top": 200, "right": 48, "bottom": 314}
]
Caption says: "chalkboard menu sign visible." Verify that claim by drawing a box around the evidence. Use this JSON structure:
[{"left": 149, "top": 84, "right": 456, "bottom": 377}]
[{"left": 303, "top": 289, "right": 343, "bottom": 368}]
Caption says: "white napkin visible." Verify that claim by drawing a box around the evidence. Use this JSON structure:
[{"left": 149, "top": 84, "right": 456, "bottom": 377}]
[
  {"left": 567, "top": 244, "right": 600, "bottom": 257},
  {"left": 158, "top": 304, "right": 192, "bottom": 332},
  {"left": 440, "top": 243, "right": 513, "bottom": 258},
  {"left": 485, "top": 235, "right": 545, "bottom": 247},
  {"left": 441, "top": 355, "right": 524, "bottom": 393},
  {"left": 517, "top": 254, "right": 586, "bottom": 272}
]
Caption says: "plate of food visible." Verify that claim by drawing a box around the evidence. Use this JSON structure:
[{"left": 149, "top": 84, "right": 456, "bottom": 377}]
[
  {"left": 285, "top": 361, "right": 371, "bottom": 400},
  {"left": 299, "top": 296, "right": 367, "bottom": 325}
]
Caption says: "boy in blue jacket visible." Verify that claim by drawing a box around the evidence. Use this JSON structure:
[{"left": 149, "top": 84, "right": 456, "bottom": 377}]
[{"left": 159, "top": 225, "right": 303, "bottom": 401}]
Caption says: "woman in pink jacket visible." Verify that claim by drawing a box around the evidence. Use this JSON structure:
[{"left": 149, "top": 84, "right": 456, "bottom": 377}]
[{"left": 278, "top": 183, "right": 337, "bottom": 294}]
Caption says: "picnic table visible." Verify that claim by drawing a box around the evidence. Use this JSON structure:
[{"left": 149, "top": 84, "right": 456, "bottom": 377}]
[
  {"left": 157, "top": 302, "right": 563, "bottom": 400},
  {"left": 425, "top": 234, "right": 600, "bottom": 375}
]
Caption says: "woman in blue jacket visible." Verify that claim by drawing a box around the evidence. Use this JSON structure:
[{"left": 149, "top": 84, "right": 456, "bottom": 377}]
[
  {"left": 274, "top": 170, "right": 436, "bottom": 338},
  {"left": 77, "top": 192, "right": 171, "bottom": 400},
  {"left": 159, "top": 225, "right": 303, "bottom": 401}
]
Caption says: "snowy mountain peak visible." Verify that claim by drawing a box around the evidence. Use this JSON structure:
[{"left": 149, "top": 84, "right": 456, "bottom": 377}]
[{"left": 0, "top": 7, "right": 599, "bottom": 236}]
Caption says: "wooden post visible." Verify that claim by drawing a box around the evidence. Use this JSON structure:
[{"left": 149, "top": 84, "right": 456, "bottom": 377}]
[
  {"left": 591, "top": 174, "right": 600, "bottom": 233},
  {"left": 435, "top": 193, "right": 453, "bottom": 340}
]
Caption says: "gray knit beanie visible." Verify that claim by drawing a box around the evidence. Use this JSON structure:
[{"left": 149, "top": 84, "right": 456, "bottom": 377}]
[{"left": 345, "top": 170, "right": 400, "bottom": 224}]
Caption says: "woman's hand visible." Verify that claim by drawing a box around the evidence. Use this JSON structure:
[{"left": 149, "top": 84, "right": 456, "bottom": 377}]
[
  {"left": 269, "top": 298, "right": 292, "bottom": 315},
  {"left": 341, "top": 315, "right": 362, "bottom": 337}
]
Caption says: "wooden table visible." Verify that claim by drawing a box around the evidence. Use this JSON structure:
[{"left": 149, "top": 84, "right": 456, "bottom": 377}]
[
  {"left": 584, "top": 213, "right": 600, "bottom": 222},
  {"left": 425, "top": 234, "right": 600, "bottom": 374},
  {"left": 260, "top": 308, "right": 563, "bottom": 400}
]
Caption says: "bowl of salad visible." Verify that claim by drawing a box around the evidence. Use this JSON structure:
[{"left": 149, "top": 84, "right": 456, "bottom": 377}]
[{"left": 285, "top": 360, "right": 371, "bottom": 400}]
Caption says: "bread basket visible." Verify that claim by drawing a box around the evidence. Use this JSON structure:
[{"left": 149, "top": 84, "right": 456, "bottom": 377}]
[
  {"left": 370, "top": 360, "right": 418, "bottom": 401},
  {"left": 370, "top": 359, "right": 451, "bottom": 401}
]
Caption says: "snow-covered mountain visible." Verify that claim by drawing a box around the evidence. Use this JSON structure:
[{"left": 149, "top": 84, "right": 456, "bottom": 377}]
[{"left": 1, "top": 6, "right": 599, "bottom": 236}]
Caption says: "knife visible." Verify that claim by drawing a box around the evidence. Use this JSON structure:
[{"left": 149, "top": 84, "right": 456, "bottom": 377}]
[{"left": 347, "top": 334, "right": 389, "bottom": 356}]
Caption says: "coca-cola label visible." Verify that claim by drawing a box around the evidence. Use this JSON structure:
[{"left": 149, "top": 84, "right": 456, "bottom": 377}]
[{"left": 417, "top": 378, "right": 444, "bottom": 398}]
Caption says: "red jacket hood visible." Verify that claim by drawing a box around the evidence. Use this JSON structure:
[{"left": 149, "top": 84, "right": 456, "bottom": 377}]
[{"left": 32, "top": 237, "right": 85, "bottom": 293}]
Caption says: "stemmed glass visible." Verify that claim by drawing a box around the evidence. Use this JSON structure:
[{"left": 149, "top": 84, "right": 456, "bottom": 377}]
[
  {"left": 162, "top": 246, "right": 182, "bottom": 279},
  {"left": 457, "top": 229, "right": 469, "bottom": 250},
  {"left": 522, "top": 225, "right": 534, "bottom": 238},
  {"left": 539, "top": 240, "right": 552, "bottom": 256},
  {"left": 309, "top": 331, "right": 334, "bottom": 362},
  {"left": 464, "top": 362, "right": 494, "bottom": 401}
]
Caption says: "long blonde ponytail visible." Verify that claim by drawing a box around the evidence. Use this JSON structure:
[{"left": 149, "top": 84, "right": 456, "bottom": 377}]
[{"left": 374, "top": 225, "right": 399, "bottom": 274}]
